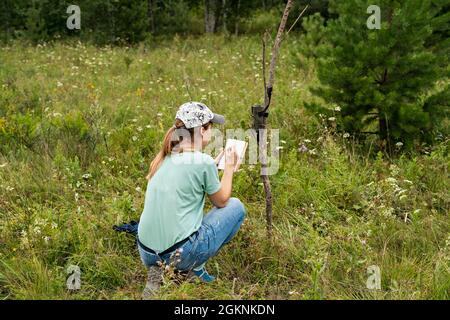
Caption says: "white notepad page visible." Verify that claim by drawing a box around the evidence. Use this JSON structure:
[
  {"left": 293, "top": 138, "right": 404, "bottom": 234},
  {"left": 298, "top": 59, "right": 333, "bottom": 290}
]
[{"left": 218, "top": 139, "right": 247, "bottom": 171}]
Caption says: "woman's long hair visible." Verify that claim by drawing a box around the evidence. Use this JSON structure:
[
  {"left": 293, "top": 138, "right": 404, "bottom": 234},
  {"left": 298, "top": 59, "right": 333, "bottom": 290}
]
[{"left": 146, "top": 119, "right": 212, "bottom": 180}]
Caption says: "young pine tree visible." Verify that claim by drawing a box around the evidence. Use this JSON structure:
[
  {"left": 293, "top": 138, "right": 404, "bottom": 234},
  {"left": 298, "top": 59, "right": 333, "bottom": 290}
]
[{"left": 306, "top": 0, "right": 450, "bottom": 152}]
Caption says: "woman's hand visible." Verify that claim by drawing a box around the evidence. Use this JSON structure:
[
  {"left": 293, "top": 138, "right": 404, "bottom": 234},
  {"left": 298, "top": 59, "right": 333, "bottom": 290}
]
[{"left": 224, "top": 145, "right": 239, "bottom": 169}]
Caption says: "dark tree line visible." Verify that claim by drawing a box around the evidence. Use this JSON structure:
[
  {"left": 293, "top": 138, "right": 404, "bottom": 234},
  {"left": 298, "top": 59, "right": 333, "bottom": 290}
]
[{"left": 0, "top": 0, "right": 330, "bottom": 43}]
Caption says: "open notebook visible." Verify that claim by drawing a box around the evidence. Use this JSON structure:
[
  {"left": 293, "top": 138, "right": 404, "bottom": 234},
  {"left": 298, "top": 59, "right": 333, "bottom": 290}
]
[{"left": 217, "top": 139, "right": 248, "bottom": 171}]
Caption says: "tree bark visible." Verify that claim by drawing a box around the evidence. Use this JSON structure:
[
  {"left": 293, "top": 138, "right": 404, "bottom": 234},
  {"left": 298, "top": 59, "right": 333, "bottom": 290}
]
[
  {"left": 378, "top": 109, "right": 393, "bottom": 154},
  {"left": 234, "top": 0, "right": 240, "bottom": 36},
  {"left": 205, "top": 0, "right": 218, "bottom": 33},
  {"left": 222, "top": 0, "right": 228, "bottom": 33},
  {"left": 257, "top": 0, "right": 294, "bottom": 238},
  {"left": 266, "top": 0, "right": 293, "bottom": 98},
  {"left": 147, "top": 0, "right": 155, "bottom": 34},
  {"left": 378, "top": 111, "right": 387, "bottom": 140},
  {"left": 377, "top": 68, "right": 391, "bottom": 153}
]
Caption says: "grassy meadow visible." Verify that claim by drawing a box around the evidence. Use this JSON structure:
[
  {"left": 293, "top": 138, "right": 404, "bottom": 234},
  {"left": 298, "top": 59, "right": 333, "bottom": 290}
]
[{"left": 0, "top": 35, "right": 449, "bottom": 299}]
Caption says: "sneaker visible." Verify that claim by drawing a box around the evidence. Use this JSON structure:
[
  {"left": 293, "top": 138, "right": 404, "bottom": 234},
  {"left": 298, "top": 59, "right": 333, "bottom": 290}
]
[
  {"left": 142, "top": 265, "right": 163, "bottom": 299},
  {"left": 188, "top": 267, "right": 216, "bottom": 283}
]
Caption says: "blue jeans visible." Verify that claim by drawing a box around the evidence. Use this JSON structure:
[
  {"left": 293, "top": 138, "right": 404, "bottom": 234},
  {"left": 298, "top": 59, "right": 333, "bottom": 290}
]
[{"left": 138, "top": 197, "right": 246, "bottom": 271}]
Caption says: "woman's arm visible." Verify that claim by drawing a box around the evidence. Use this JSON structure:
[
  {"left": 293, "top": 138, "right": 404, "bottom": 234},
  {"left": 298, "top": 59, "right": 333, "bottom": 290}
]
[{"left": 208, "top": 146, "right": 238, "bottom": 208}]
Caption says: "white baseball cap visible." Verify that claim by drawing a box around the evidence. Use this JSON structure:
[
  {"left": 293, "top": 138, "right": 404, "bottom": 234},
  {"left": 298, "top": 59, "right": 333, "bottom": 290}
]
[{"left": 175, "top": 101, "right": 225, "bottom": 129}]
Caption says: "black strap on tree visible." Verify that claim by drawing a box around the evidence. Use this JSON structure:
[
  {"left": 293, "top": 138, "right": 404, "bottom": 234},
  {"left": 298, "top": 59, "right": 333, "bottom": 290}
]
[
  {"left": 252, "top": 86, "right": 271, "bottom": 144},
  {"left": 262, "top": 86, "right": 273, "bottom": 114},
  {"left": 252, "top": 104, "right": 269, "bottom": 144}
]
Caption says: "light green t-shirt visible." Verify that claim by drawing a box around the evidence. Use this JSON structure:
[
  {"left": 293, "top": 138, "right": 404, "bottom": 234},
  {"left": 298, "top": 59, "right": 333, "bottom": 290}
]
[{"left": 137, "top": 151, "right": 221, "bottom": 252}]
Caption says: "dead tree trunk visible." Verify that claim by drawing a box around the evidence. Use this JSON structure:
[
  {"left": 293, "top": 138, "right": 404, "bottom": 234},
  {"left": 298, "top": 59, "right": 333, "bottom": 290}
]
[
  {"left": 222, "top": 0, "right": 228, "bottom": 33},
  {"left": 205, "top": 0, "right": 218, "bottom": 33},
  {"left": 147, "top": 0, "right": 155, "bottom": 34},
  {"left": 253, "top": 0, "right": 294, "bottom": 238}
]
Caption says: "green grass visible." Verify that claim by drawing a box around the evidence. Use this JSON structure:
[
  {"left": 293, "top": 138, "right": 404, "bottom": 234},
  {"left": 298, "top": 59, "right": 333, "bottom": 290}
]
[{"left": 0, "top": 35, "right": 449, "bottom": 300}]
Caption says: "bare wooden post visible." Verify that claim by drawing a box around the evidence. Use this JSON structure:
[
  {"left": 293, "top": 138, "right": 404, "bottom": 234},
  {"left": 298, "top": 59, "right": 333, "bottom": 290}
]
[
  {"left": 253, "top": 0, "right": 295, "bottom": 238},
  {"left": 264, "top": 0, "right": 294, "bottom": 112}
]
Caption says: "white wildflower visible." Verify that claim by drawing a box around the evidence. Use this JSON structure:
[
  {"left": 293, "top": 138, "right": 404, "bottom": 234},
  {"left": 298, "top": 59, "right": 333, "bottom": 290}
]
[
  {"left": 386, "top": 177, "right": 397, "bottom": 184},
  {"left": 35, "top": 218, "right": 47, "bottom": 226},
  {"left": 33, "top": 226, "right": 41, "bottom": 235},
  {"left": 20, "top": 239, "right": 29, "bottom": 248}
]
